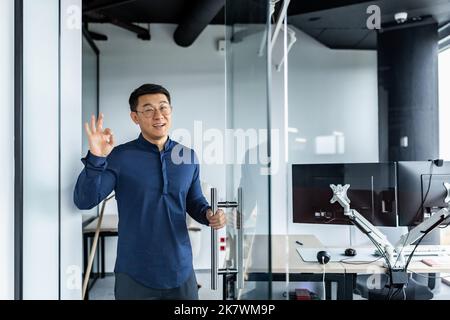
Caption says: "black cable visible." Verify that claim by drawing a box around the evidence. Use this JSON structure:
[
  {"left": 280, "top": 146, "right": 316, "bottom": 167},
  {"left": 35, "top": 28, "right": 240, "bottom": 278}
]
[
  {"left": 393, "top": 161, "right": 435, "bottom": 271},
  {"left": 404, "top": 210, "right": 448, "bottom": 271},
  {"left": 404, "top": 228, "right": 433, "bottom": 272},
  {"left": 385, "top": 283, "right": 394, "bottom": 301},
  {"left": 383, "top": 274, "right": 393, "bottom": 300},
  {"left": 348, "top": 221, "right": 395, "bottom": 300},
  {"left": 366, "top": 234, "right": 394, "bottom": 288},
  {"left": 347, "top": 208, "right": 396, "bottom": 298},
  {"left": 413, "top": 161, "right": 434, "bottom": 223},
  {"left": 389, "top": 286, "right": 403, "bottom": 300}
]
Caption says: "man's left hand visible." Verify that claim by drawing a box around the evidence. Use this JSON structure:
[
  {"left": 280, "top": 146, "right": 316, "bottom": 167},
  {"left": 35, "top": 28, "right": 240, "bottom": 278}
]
[{"left": 206, "top": 209, "right": 226, "bottom": 230}]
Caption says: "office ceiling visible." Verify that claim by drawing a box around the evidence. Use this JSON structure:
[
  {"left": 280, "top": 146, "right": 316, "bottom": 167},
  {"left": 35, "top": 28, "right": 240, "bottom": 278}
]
[
  {"left": 288, "top": 0, "right": 450, "bottom": 49},
  {"left": 83, "top": 0, "right": 450, "bottom": 49}
]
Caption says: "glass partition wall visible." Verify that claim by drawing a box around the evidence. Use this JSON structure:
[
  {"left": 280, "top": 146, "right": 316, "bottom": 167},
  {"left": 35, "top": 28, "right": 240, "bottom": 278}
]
[
  {"left": 285, "top": 2, "right": 381, "bottom": 250},
  {"left": 284, "top": 3, "right": 389, "bottom": 301},
  {"left": 284, "top": 1, "right": 450, "bottom": 300},
  {"left": 438, "top": 31, "right": 450, "bottom": 259},
  {"left": 224, "top": 0, "right": 273, "bottom": 299},
  {"left": 15, "top": 0, "right": 288, "bottom": 300}
]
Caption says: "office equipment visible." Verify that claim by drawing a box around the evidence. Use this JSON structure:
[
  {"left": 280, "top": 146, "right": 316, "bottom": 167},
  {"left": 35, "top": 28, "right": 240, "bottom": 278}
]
[
  {"left": 375, "top": 245, "right": 450, "bottom": 256},
  {"left": 317, "top": 251, "right": 331, "bottom": 264},
  {"left": 344, "top": 248, "right": 357, "bottom": 257},
  {"left": 297, "top": 247, "right": 378, "bottom": 262},
  {"left": 292, "top": 163, "right": 397, "bottom": 226},
  {"left": 397, "top": 160, "right": 450, "bottom": 226},
  {"left": 330, "top": 183, "right": 450, "bottom": 290},
  {"left": 245, "top": 234, "right": 450, "bottom": 300}
]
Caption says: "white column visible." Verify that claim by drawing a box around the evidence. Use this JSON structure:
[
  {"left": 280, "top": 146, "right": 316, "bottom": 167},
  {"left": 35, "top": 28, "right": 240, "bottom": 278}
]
[
  {"left": 22, "top": 0, "right": 82, "bottom": 299},
  {"left": 60, "top": 0, "right": 82, "bottom": 300},
  {"left": 23, "top": 0, "right": 60, "bottom": 299},
  {"left": 0, "top": 0, "right": 15, "bottom": 300}
]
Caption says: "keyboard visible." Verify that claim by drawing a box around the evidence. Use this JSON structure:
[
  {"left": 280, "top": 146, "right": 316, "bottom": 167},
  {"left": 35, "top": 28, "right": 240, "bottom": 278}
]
[
  {"left": 373, "top": 246, "right": 450, "bottom": 257},
  {"left": 401, "top": 247, "right": 449, "bottom": 256}
]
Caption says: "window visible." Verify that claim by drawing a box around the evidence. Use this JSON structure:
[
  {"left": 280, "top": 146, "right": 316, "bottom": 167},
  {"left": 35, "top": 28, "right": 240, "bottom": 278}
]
[{"left": 439, "top": 48, "right": 450, "bottom": 160}]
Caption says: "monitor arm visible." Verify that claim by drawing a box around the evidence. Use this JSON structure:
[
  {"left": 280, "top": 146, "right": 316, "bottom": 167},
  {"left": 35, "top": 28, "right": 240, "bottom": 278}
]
[
  {"left": 395, "top": 207, "right": 450, "bottom": 249},
  {"left": 330, "top": 182, "right": 450, "bottom": 287},
  {"left": 329, "top": 184, "right": 402, "bottom": 270}
]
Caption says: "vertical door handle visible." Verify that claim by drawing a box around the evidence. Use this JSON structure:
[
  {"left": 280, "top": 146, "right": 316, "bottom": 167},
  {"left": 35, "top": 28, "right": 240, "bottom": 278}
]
[
  {"left": 210, "top": 188, "right": 218, "bottom": 290},
  {"left": 237, "top": 187, "right": 244, "bottom": 289}
]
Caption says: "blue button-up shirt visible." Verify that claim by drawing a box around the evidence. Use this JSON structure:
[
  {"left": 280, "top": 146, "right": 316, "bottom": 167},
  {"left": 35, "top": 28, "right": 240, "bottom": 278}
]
[{"left": 74, "top": 134, "right": 211, "bottom": 289}]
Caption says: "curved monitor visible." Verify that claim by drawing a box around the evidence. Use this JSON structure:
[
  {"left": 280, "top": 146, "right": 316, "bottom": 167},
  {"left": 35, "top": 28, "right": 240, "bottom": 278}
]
[{"left": 292, "top": 163, "right": 397, "bottom": 226}]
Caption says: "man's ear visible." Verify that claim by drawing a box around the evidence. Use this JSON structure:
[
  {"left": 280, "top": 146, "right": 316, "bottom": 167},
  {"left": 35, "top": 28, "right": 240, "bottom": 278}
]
[{"left": 130, "top": 111, "right": 139, "bottom": 124}]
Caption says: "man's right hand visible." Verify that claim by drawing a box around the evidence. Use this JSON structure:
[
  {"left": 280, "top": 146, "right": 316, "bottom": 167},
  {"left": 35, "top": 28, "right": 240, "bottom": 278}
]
[{"left": 85, "top": 113, "right": 115, "bottom": 157}]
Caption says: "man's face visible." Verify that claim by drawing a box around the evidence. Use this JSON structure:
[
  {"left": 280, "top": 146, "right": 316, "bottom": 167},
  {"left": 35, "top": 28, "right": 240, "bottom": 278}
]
[{"left": 130, "top": 93, "right": 172, "bottom": 141}]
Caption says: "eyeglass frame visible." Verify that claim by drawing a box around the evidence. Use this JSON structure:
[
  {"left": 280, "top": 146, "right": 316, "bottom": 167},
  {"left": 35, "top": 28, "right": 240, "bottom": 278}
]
[{"left": 134, "top": 103, "right": 173, "bottom": 118}]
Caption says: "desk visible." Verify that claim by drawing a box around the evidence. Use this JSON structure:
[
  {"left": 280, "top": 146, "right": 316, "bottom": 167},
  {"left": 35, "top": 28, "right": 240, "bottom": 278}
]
[
  {"left": 245, "top": 234, "right": 450, "bottom": 300},
  {"left": 245, "top": 235, "right": 349, "bottom": 299},
  {"left": 83, "top": 215, "right": 118, "bottom": 280}
]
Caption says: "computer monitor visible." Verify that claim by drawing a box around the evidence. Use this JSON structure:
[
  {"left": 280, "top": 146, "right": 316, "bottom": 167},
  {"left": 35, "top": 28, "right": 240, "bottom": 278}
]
[
  {"left": 397, "top": 161, "right": 450, "bottom": 226},
  {"left": 292, "top": 163, "right": 397, "bottom": 226}
]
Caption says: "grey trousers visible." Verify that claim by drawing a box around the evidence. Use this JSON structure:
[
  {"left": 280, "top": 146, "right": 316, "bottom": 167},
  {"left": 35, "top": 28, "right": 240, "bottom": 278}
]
[{"left": 114, "top": 271, "right": 199, "bottom": 300}]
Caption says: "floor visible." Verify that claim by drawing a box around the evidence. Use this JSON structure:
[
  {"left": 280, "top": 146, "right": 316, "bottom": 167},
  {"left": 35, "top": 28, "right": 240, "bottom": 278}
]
[
  {"left": 88, "top": 270, "right": 224, "bottom": 300},
  {"left": 88, "top": 270, "right": 450, "bottom": 300}
]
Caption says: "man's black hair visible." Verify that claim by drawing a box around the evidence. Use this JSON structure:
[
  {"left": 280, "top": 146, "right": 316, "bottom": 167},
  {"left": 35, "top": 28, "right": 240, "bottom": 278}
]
[{"left": 129, "top": 84, "right": 171, "bottom": 112}]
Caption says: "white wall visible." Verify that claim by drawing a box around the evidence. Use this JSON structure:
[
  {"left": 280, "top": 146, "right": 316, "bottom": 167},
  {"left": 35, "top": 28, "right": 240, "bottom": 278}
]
[
  {"left": 0, "top": 0, "right": 15, "bottom": 300},
  {"left": 90, "top": 23, "right": 227, "bottom": 270}
]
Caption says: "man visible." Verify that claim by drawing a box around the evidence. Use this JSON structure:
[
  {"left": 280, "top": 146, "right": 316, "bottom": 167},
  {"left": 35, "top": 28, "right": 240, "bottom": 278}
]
[{"left": 74, "top": 84, "right": 226, "bottom": 300}]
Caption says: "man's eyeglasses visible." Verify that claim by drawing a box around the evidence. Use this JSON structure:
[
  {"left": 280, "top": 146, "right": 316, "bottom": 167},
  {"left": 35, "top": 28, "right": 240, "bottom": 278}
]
[{"left": 135, "top": 104, "right": 172, "bottom": 118}]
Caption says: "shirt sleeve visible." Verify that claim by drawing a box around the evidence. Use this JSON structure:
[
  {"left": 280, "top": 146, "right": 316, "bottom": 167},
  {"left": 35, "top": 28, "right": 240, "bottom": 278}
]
[
  {"left": 73, "top": 150, "right": 118, "bottom": 210},
  {"left": 186, "top": 159, "right": 211, "bottom": 226}
]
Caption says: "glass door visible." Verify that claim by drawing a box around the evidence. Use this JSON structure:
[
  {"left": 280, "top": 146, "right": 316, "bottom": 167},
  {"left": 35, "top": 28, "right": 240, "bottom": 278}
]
[{"left": 222, "top": 0, "right": 273, "bottom": 300}]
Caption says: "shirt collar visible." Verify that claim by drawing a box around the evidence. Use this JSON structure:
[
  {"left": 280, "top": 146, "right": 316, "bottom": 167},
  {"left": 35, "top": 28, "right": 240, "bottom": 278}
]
[{"left": 137, "top": 133, "right": 172, "bottom": 152}]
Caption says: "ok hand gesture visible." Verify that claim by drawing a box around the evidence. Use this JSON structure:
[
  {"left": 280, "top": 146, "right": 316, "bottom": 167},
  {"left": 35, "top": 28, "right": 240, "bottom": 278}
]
[{"left": 85, "top": 113, "right": 115, "bottom": 157}]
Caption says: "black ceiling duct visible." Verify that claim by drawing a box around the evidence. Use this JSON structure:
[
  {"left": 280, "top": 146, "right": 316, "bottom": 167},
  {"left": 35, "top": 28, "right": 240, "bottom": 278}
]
[{"left": 173, "top": 0, "right": 225, "bottom": 47}]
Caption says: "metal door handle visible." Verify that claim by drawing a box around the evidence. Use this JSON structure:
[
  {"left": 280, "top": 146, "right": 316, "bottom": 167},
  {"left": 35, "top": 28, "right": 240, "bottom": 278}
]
[{"left": 210, "top": 188, "right": 218, "bottom": 290}]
